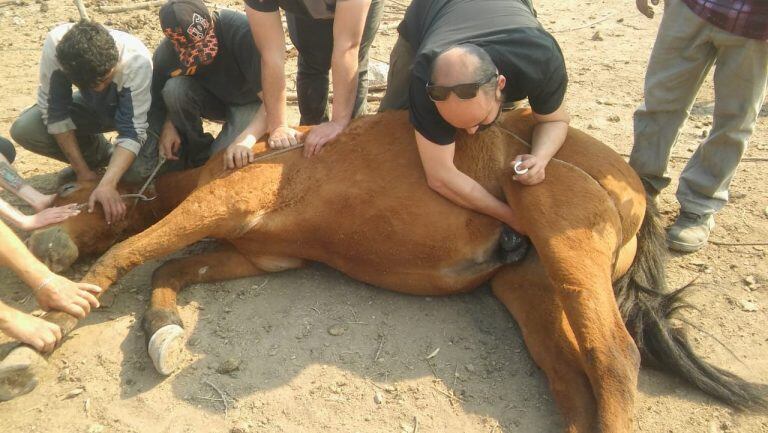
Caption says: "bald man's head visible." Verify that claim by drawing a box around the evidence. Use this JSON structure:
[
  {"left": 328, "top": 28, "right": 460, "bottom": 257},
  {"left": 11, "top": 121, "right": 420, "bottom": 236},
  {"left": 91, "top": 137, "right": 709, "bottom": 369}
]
[{"left": 430, "top": 44, "right": 498, "bottom": 89}]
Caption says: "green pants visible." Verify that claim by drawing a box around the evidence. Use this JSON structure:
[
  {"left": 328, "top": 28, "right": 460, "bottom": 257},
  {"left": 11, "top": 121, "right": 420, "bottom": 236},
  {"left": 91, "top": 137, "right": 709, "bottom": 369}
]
[{"left": 630, "top": 0, "right": 768, "bottom": 215}]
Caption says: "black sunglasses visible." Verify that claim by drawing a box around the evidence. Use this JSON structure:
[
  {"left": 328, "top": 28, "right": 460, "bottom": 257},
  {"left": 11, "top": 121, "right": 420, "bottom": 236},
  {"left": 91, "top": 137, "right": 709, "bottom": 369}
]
[{"left": 426, "top": 73, "right": 498, "bottom": 102}]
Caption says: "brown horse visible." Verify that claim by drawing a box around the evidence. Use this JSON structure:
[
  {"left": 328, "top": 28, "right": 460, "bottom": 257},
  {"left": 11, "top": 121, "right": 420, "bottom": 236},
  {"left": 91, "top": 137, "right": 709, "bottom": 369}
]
[{"left": 2, "top": 110, "right": 764, "bottom": 432}]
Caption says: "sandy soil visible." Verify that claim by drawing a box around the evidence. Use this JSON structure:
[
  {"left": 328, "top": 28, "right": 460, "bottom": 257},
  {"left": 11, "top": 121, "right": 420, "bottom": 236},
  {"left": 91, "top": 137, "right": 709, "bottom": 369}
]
[{"left": 0, "top": 0, "right": 767, "bottom": 432}]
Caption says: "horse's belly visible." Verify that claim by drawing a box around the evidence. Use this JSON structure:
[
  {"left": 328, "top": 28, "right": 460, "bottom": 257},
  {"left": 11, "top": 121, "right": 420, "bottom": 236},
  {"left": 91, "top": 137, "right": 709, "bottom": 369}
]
[{"left": 231, "top": 212, "right": 505, "bottom": 296}]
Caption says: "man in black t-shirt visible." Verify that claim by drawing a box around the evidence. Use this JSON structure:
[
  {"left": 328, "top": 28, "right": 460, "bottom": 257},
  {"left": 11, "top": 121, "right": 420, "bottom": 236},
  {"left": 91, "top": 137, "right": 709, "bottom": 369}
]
[
  {"left": 155, "top": 0, "right": 268, "bottom": 170},
  {"left": 245, "top": 0, "right": 383, "bottom": 157},
  {"left": 379, "top": 0, "right": 570, "bottom": 235}
]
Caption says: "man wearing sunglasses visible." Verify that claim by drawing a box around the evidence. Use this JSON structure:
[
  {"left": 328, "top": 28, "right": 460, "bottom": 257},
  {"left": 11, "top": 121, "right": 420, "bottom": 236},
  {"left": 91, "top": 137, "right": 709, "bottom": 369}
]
[{"left": 380, "top": 0, "right": 569, "bottom": 237}]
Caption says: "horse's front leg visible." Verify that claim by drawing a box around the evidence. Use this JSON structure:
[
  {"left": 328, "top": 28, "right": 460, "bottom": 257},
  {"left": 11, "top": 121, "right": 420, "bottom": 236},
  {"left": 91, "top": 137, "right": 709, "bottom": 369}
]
[{"left": 143, "top": 243, "right": 304, "bottom": 375}]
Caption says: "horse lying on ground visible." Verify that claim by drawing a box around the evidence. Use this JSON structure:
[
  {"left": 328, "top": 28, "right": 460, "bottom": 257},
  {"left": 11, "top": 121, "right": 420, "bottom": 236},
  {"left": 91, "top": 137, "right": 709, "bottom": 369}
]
[{"left": 1, "top": 110, "right": 764, "bottom": 432}]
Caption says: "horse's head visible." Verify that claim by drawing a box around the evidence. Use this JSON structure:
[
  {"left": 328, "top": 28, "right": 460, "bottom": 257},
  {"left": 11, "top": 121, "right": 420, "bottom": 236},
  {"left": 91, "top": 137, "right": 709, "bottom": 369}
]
[{"left": 27, "top": 181, "right": 150, "bottom": 272}]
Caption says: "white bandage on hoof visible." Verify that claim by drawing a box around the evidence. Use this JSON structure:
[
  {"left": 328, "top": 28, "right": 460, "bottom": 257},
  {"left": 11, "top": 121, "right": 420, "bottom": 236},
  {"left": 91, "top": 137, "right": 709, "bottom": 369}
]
[
  {"left": 147, "top": 324, "right": 185, "bottom": 376},
  {"left": 514, "top": 161, "right": 529, "bottom": 175}
]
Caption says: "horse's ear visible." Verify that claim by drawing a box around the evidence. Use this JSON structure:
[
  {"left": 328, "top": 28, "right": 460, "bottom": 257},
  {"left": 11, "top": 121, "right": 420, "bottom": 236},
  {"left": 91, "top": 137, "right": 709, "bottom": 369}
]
[{"left": 57, "top": 182, "right": 82, "bottom": 198}]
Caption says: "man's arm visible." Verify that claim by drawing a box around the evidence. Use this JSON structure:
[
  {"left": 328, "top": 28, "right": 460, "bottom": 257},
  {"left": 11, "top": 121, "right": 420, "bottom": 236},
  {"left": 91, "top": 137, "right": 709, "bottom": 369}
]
[
  {"left": 415, "top": 131, "right": 524, "bottom": 233},
  {"left": 303, "top": 0, "right": 371, "bottom": 157},
  {"left": 513, "top": 103, "right": 570, "bottom": 185},
  {"left": 245, "top": 6, "right": 300, "bottom": 148}
]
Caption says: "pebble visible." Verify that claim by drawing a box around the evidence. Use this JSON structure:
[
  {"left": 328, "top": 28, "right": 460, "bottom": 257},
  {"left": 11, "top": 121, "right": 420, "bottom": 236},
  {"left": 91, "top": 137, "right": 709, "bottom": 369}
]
[
  {"left": 373, "top": 391, "right": 384, "bottom": 404},
  {"left": 744, "top": 275, "right": 757, "bottom": 287},
  {"left": 465, "top": 364, "right": 476, "bottom": 373},
  {"left": 607, "top": 114, "right": 620, "bottom": 123},
  {"left": 327, "top": 324, "right": 347, "bottom": 336},
  {"left": 763, "top": 206, "right": 768, "bottom": 217},
  {"left": 369, "top": 60, "right": 389, "bottom": 86},
  {"left": 63, "top": 387, "right": 84, "bottom": 399},
  {"left": 739, "top": 299, "right": 759, "bottom": 312},
  {"left": 591, "top": 31, "right": 604, "bottom": 41},
  {"left": 216, "top": 358, "right": 242, "bottom": 374}
]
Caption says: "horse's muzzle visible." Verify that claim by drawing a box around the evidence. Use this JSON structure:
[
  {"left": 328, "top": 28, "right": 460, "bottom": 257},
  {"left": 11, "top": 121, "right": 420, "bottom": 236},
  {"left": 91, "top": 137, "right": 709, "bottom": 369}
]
[{"left": 27, "top": 226, "right": 79, "bottom": 273}]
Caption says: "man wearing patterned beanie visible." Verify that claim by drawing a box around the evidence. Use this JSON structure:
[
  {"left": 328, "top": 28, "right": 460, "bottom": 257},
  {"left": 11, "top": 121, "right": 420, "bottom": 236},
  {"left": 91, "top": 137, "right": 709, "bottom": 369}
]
[{"left": 154, "top": 0, "right": 268, "bottom": 170}]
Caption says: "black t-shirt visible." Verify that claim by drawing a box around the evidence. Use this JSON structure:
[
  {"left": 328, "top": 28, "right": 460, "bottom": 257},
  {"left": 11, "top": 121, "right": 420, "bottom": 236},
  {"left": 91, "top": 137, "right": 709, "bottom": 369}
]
[
  {"left": 400, "top": 0, "right": 568, "bottom": 145},
  {"left": 152, "top": 9, "right": 262, "bottom": 109},
  {"left": 244, "top": 0, "right": 342, "bottom": 19}
]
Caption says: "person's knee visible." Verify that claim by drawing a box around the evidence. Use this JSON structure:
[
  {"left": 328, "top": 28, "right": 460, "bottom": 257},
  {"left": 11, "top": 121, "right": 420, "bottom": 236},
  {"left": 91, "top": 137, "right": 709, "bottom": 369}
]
[
  {"left": 9, "top": 111, "right": 38, "bottom": 150},
  {"left": 161, "top": 77, "right": 196, "bottom": 111}
]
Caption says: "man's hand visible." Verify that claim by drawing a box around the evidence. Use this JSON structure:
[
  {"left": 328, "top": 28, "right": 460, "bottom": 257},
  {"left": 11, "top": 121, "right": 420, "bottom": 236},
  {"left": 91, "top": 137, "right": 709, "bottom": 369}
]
[
  {"left": 18, "top": 204, "right": 81, "bottom": 231},
  {"left": 268, "top": 125, "right": 302, "bottom": 149},
  {"left": 159, "top": 120, "right": 182, "bottom": 161},
  {"left": 303, "top": 121, "right": 346, "bottom": 158},
  {"left": 88, "top": 184, "right": 125, "bottom": 224},
  {"left": 0, "top": 310, "right": 62, "bottom": 353},
  {"left": 35, "top": 274, "right": 101, "bottom": 319},
  {"left": 224, "top": 142, "right": 255, "bottom": 170},
  {"left": 637, "top": 0, "right": 660, "bottom": 18},
  {"left": 512, "top": 154, "right": 548, "bottom": 185}
]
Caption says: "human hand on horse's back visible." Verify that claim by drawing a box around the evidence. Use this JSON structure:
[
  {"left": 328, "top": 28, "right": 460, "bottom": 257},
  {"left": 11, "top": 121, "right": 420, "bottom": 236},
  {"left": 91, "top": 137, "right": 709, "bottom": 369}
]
[
  {"left": 303, "top": 120, "right": 346, "bottom": 157},
  {"left": 512, "top": 154, "right": 547, "bottom": 185},
  {"left": 636, "top": 0, "right": 660, "bottom": 18},
  {"left": 224, "top": 140, "right": 255, "bottom": 170},
  {"left": 34, "top": 274, "right": 101, "bottom": 319},
  {"left": 268, "top": 125, "right": 301, "bottom": 149}
]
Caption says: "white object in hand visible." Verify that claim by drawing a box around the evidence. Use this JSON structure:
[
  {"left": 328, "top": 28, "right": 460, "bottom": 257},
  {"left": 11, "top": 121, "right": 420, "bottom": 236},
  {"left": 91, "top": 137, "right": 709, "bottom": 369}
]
[{"left": 514, "top": 161, "right": 529, "bottom": 175}]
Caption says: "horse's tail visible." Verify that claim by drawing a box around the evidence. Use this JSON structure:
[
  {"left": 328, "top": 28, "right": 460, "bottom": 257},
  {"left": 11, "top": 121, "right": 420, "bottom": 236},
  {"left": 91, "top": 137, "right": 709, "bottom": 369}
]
[{"left": 613, "top": 197, "right": 767, "bottom": 409}]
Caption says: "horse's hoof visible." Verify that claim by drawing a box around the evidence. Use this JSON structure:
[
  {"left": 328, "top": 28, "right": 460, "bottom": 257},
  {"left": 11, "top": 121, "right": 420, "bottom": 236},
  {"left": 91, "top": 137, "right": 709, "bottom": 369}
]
[
  {"left": 147, "top": 324, "right": 185, "bottom": 376},
  {"left": 0, "top": 346, "right": 45, "bottom": 401}
]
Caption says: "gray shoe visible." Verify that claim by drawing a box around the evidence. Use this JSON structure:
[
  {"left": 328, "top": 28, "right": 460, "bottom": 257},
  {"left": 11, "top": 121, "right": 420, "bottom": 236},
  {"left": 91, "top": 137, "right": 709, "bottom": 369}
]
[{"left": 666, "top": 211, "right": 715, "bottom": 253}]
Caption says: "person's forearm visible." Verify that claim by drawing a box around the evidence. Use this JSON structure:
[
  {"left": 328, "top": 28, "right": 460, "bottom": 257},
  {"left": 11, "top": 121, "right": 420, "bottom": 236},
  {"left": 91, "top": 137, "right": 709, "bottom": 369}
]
[
  {"left": 261, "top": 57, "right": 289, "bottom": 132},
  {"left": 530, "top": 120, "right": 568, "bottom": 163},
  {"left": 330, "top": 45, "right": 360, "bottom": 125},
  {"left": 0, "top": 220, "right": 53, "bottom": 290},
  {"left": 53, "top": 130, "right": 90, "bottom": 176},
  {"left": 0, "top": 197, "right": 28, "bottom": 228},
  {"left": 431, "top": 168, "right": 516, "bottom": 225},
  {"left": 100, "top": 147, "right": 136, "bottom": 188},
  {"left": 1, "top": 157, "right": 50, "bottom": 210}
]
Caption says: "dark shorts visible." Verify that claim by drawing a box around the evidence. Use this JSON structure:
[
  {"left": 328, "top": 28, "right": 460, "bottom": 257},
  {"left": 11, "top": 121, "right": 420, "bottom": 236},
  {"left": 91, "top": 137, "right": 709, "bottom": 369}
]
[{"left": 0, "top": 136, "right": 15, "bottom": 163}]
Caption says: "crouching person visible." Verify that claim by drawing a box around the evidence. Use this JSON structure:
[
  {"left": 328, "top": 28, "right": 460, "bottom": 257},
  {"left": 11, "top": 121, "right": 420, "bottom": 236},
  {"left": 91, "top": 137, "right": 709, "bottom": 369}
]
[
  {"left": 154, "top": 0, "right": 269, "bottom": 170},
  {"left": 10, "top": 20, "right": 162, "bottom": 225}
]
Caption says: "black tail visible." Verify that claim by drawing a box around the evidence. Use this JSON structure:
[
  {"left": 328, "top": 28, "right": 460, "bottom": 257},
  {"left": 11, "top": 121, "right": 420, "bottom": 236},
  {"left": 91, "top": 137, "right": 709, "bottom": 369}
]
[{"left": 613, "top": 198, "right": 767, "bottom": 409}]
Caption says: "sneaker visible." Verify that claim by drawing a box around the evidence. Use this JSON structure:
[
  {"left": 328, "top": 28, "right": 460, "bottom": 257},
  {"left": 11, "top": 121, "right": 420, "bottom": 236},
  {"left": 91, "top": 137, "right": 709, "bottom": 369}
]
[
  {"left": 666, "top": 211, "right": 715, "bottom": 253},
  {"left": 56, "top": 166, "right": 76, "bottom": 186}
]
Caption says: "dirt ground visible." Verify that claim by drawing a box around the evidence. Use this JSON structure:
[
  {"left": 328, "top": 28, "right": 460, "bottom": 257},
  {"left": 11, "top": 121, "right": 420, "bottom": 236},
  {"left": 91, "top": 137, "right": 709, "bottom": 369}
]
[{"left": 0, "top": 0, "right": 767, "bottom": 432}]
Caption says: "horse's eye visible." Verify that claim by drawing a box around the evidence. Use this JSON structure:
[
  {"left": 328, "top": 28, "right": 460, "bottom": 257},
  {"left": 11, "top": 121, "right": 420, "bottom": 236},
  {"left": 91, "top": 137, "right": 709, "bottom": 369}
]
[{"left": 58, "top": 182, "right": 81, "bottom": 197}]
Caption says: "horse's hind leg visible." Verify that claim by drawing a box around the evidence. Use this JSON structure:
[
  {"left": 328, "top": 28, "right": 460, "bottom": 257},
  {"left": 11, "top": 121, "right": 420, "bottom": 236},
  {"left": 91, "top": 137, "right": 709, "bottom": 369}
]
[
  {"left": 144, "top": 243, "right": 304, "bottom": 375},
  {"left": 504, "top": 161, "right": 640, "bottom": 433},
  {"left": 492, "top": 254, "right": 596, "bottom": 433}
]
